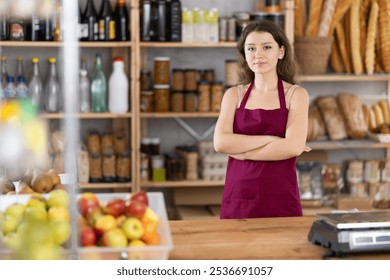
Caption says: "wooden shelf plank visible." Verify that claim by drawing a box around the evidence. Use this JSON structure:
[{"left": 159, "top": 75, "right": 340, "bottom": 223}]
[
  {"left": 300, "top": 74, "right": 390, "bottom": 82},
  {"left": 140, "top": 180, "right": 225, "bottom": 188},
  {"left": 78, "top": 182, "right": 132, "bottom": 189},
  {"left": 40, "top": 112, "right": 132, "bottom": 119},
  {"left": 140, "top": 42, "right": 237, "bottom": 48},
  {"left": 308, "top": 139, "right": 390, "bottom": 150},
  {"left": 0, "top": 41, "right": 133, "bottom": 48},
  {"left": 140, "top": 112, "right": 220, "bottom": 118}
]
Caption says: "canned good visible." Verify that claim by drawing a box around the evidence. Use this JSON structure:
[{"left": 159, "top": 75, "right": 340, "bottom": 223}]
[
  {"left": 346, "top": 160, "right": 364, "bottom": 184},
  {"left": 154, "top": 57, "right": 170, "bottom": 84},
  {"left": 153, "top": 84, "right": 170, "bottom": 112},
  {"left": 364, "top": 159, "right": 381, "bottom": 183}
]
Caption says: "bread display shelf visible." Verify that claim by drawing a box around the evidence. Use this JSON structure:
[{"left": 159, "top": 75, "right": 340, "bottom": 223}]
[
  {"left": 140, "top": 112, "right": 220, "bottom": 118},
  {"left": 0, "top": 41, "right": 133, "bottom": 48},
  {"left": 300, "top": 74, "right": 390, "bottom": 82},
  {"left": 308, "top": 139, "right": 390, "bottom": 150},
  {"left": 40, "top": 113, "right": 132, "bottom": 119},
  {"left": 140, "top": 180, "right": 225, "bottom": 188}
]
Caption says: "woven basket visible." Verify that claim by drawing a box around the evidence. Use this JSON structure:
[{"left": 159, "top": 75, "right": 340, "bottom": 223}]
[{"left": 294, "top": 36, "right": 333, "bottom": 74}]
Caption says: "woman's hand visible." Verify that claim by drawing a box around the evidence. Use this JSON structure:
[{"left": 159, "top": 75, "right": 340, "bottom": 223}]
[{"left": 303, "top": 146, "right": 312, "bottom": 152}]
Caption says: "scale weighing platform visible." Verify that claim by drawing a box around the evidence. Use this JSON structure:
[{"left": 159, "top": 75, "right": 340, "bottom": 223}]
[{"left": 308, "top": 211, "right": 390, "bottom": 257}]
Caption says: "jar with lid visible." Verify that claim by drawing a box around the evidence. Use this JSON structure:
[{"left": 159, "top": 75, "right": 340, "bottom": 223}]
[
  {"left": 197, "top": 80, "right": 210, "bottom": 112},
  {"left": 211, "top": 81, "right": 223, "bottom": 112},
  {"left": 140, "top": 153, "right": 150, "bottom": 181},
  {"left": 185, "top": 147, "right": 198, "bottom": 180},
  {"left": 233, "top": 12, "right": 250, "bottom": 41},
  {"left": 184, "top": 69, "right": 197, "bottom": 91},
  {"left": 114, "top": 132, "right": 127, "bottom": 155},
  {"left": 172, "top": 69, "right": 185, "bottom": 91},
  {"left": 225, "top": 60, "right": 239, "bottom": 86},
  {"left": 152, "top": 155, "right": 166, "bottom": 182},
  {"left": 140, "top": 90, "right": 154, "bottom": 112},
  {"left": 116, "top": 152, "right": 131, "bottom": 182},
  {"left": 87, "top": 131, "right": 101, "bottom": 154},
  {"left": 264, "top": 0, "right": 281, "bottom": 12},
  {"left": 101, "top": 132, "right": 114, "bottom": 155},
  {"left": 141, "top": 137, "right": 152, "bottom": 155},
  {"left": 153, "top": 84, "right": 170, "bottom": 112},
  {"left": 154, "top": 57, "right": 170, "bottom": 84},
  {"left": 140, "top": 69, "right": 152, "bottom": 91},
  {"left": 89, "top": 153, "right": 102, "bottom": 182},
  {"left": 102, "top": 154, "right": 116, "bottom": 182},
  {"left": 203, "top": 69, "right": 215, "bottom": 82},
  {"left": 171, "top": 90, "right": 184, "bottom": 112},
  {"left": 185, "top": 91, "right": 197, "bottom": 112},
  {"left": 150, "top": 137, "right": 160, "bottom": 155}
]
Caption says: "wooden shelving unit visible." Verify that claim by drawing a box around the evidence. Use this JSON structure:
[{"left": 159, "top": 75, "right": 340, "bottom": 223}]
[
  {"left": 40, "top": 112, "right": 132, "bottom": 119},
  {"left": 300, "top": 74, "right": 390, "bottom": 82},
  {"left": 140, "top": 112, "right": 220, "bottom": 118},
  {"left": 308, "top": 140, "right": 390, "bottom": 150},
  {"left": 78, "top": 182, "right": 132, "bottom": 189},
  {"left": 0, "top": 41, "right": 133, "bottom": 48},
  {"left": 140, "top": 180, "right": 225, "bottom": 188}
]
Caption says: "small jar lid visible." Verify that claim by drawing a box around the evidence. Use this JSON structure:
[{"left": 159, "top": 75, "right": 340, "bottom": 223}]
[
  {"left": 141, "top": 137, "right": 152, "bottom": 145},
  {"left": 197, "top": 80, "right": 210, "bottom": 85},
  {"left": 151, "top": 137, "right": 161, "bottom": 144},
  {"left": 154, "top": 56, "right": 170, "bottom": 61},
  {"left": 154, "top": 84, "right": 170, "bottom": 89},
  {"left": 141, "top": 90, "right": 153, "bottom": 95}
]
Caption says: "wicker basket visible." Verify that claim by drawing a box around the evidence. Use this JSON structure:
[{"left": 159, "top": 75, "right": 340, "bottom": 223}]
[{"left": 294, "top": 36, "right": 333, "bottom": 74}]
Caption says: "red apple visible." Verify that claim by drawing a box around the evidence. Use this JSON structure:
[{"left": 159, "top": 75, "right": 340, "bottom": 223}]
[
  {"left": 125, "top": 200, "right": 147, "bottom": 219},
  {"left": 102, "top": 228, "right": 127, "bottom": 247},
  {"left": 121, "top": 217, "right": 144, "bottom": 240},
  {"left": 77, "top": 193, "right": 99, "bottom": 216},
  {"left": 104, "top": 199, "right": 126, "bottom": 217},
  {"left": 131, "top": 192, "right": 149, "bottom": 206},
  {"left": 85, "top": 206, "right": 103, "bottom": 227},
  {"left": 80, "top": 226, "right": 97, "bottom": 247}
]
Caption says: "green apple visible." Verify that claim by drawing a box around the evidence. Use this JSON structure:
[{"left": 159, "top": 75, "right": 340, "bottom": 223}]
[
  {"left": 24, "top": 206, "right": 48, "bottom": 223},
  {"left": 47, "top": 206, "right": 70, "bottom": 222},
  {"left": 122, "top": 217, "right": 144, "bottom": 240},
  {"left": 5, "top": 203, "right": 26, "bottom": 222},
  {"left": 47, "top": 189, "right": 69, "bottom": 208},
  {"left": 50, "top": 221, "right": 71, "bottom": 245},
  {"left": 2, "top": 215, "right": 19, "bottom": 234},
  {"left": 102, "top": 228, "right": 127, "bottom": 247}
]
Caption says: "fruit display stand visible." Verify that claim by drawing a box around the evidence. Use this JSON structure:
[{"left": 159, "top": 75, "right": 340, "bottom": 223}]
[{"left": 77, "top": 192, "right": 173, "bottom": 260}]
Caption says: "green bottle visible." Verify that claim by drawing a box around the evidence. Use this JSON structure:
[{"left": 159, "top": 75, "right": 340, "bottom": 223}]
[{"left": 91, "top": 53, "right": 107, "bottom": 112}]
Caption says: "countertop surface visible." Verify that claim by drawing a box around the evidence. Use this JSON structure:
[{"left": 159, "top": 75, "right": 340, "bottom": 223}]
[{"left": 168, "top": 216, "right": 390, "bottom": 260}]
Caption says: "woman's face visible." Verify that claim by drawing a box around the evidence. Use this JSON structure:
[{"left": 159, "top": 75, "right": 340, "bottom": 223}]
[{"left": 244, "top": 31, "right": 285, "bottom": 75}]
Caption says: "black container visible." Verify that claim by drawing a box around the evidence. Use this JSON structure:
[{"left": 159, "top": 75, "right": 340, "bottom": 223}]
[
  {"left": 166, "top": 0, "right": 182, "bottom": 42},
  {"left": 156, "top": 0, "right": 167, "bottom": 41},
  {"left": 0, "top": 13, "right": 8, "bottom": 40},
  {"left": 141, "top": 0, "right": 152, "bottom": 41}
]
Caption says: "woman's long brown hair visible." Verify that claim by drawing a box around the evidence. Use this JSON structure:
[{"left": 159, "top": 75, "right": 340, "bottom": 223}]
[{"left": 237, "top": 20, "right": 300, "bottom": 85}]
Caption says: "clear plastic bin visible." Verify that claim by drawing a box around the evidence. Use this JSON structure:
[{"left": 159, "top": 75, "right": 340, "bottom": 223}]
[{"left": 77, "top": 192, "right": 173, "bottom": 260}]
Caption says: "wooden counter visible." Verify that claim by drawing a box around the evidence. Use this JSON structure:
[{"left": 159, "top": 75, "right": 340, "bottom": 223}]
[{"left": 169, "top": 216, "right": 390, "bottom": 260}]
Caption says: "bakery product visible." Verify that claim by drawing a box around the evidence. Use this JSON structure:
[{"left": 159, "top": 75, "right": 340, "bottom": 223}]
[
  {"left": 378, "top": 0, "right": 390, "bottom": 73},
  {"left": 329, "top": 0, "right": 353, "bottom": 36},
  {"left": 362, "top": 103, "right": 370, "bottom": 130},
  {"left": 318, "top": 0, "right": 338, "bottom": 37},
  {"left": 294, "top": 0, "right": 306, "bottom": 37},
  {"left": 330, "top": 38, "right": 344, "bottom": 73},
  {"left": 365, "top": 0, "right": 379, "bottom": 75},
  {"left": 350, "top": 0, "right": 363, "bottom": 74},
  {"left": 379, "top": 99, "right": 390, "bottom": 125},
  {"left": 335, "top": 22, "right": 352, "bottom": 73},
  {"left": 305, "top": 0, "right": 324, "bottom": 37},
  {"left": 372, "top": 103, "right": 385, "bottom": 127}
]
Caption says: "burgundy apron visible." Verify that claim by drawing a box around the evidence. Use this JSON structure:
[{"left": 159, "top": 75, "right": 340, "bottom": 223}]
[{"left": 220, "top": 79, "right": 302, "bottom": 219}]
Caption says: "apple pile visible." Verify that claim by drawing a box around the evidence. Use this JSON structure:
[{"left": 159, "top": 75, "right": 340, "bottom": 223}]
[
  {"left": 0, "top": 189, "right": 71, "bottom": 259},
  {"left": 77, "top": 191, "right": 160, "bottom": 248}
]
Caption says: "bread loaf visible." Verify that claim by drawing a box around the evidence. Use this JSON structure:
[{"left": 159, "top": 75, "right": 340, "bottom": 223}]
[
  {"left": 316, "top": 96, "right": 348, "bottom": 140},
  {"left": 365, "top": 0, "right": 379, "bottom": 75},
  {"left": 337, "top": 93, "right": 368, "bottom": 139},
  {"left": 311, "top": 105, "right": 327, "bottom": 138},
  {"left": 362, "top": 103, "right": 370, "bottom": 130},
  {"left": 378, "top": 0, "right": 390, "bottom": 73},
  {"left": 360, "top": 0, "right": 374, "bottom": 70},
  {"left": 379, "top": 99, "right": 390, "bottom": 125},
  {"left": 330, "top": 39, "right": 344, "bottom": 73},
  {"left": 318, "top": 0, "right": 338, "bottom": 37},
  {"left": 305, "top": 0, "right": 324, "bottom": 37},
  {"left": 369, "top": 107, "right": 377, "bottom": 131},
  {"left": 373, "top": 103, "right": 385, "bottom": 127},
  {"left": 294, "top": 0, "right": 306, "bottom": 37},
  {"left": 329, "top": 0, "right": 353, "bottom": 36},
  {"left": 350, "top": 0, "right": 363, "bottom": 74},
  {"left": 335, "top": 23, "right": 352, "bottom": 73}
]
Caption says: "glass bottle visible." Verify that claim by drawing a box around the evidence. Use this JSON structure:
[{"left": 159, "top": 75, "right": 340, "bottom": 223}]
[
  {"left": 16, "top": 76, "right": 28, "bottom": 98},
  {"left": 0, "top": 1, "right": 9, "bottom": 40},
  {"left": 53, "top": 2, "right": 63, "bottom": 41},
  {"left": 1, "top": 55, "right": 8, "bottom": 85},
  {"left": 114, "top": 0, "right": 130, "bottom": 41},
  {"left": 108, "top": 57, "right": 128, "bottom": 113},
  {"left": 91, "top": 53, "right": 107, "bottom": 112},
  {"left": 38, "top": 0, "right": 54, "bottom": 41},
  {"left": 82, "top": 0, "right": 98, "bottom": 41},
  {"left": 79, "top": 69, "right": 90, "bottom": 113},
  {"left": 45, "top": 57, "right": 61, "bottom": 112},
  {"left": 78, "top": 2, "right": 88, "bottom": 40},
  {"left": 28, "top": 57, "right": 43, "bottom": 110},
  {"left": 4, "top": 76, "right": 16, "bottom": 98},
  {"left": 15, "top": 56, "right": 25, "bottom": 82},
  {"left": 99, "top": 0, "right": 115, "bottom": 41}
]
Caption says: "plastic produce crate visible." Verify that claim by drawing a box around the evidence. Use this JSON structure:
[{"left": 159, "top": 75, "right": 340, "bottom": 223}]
[{"left": 77, "top": 192, "right": 173, "bottom": 260}]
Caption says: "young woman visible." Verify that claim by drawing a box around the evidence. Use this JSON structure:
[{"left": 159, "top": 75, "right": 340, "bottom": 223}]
[{"left": 214, "top": 21, "right": 310, "bottom": 219}]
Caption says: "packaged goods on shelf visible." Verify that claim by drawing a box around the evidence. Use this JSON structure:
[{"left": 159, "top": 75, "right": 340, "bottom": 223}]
[
  {"left": 198, "top": 141, "right": 227, "bottom": 181},
  {"left": 296, "top": 162, "right": 323, "bottom": 200}
]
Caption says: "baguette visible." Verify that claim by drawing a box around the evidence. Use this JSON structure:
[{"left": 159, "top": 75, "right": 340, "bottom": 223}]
[
  {"left": 362, "top": 103, "right": 370, "bottom": 130},
  {"left": 294, "top": 0, "right": 306, "bottom": 37},
  {"left": 373, "top": 103, "right": 385, "bottom": 127},
  {"left": 350, "top": 0, "right": 363, "bottom": 74},
  {"left": 330, "top": 39, "right": 344, "bottom": 73},
  {"left": 378, "top": 0, "right": 390, "bottom": 73},
  {"left": 329, "top": 0, "right": 353, "bottom": 36},
  {"left": 379, "top": 99, "right": 390, "bottom": 125},
  {"left": 365, "top": 0, "right": 379, "bottom": 75},
  {"left": 343, "top": 10, "right": 353, "bottom": 73},
  {"left": 305, "top": 0, "right": 324, "bottom": 37},
  {"left": 369, "top": 107, "right": 378, "bottom": 131},
  {"left": 318, "top": 0, "right": 338, "bottom": 37},
  {"left": 360, "top": 0, "right": 373, "bottom": 71},
  {"left": 335, "top": 22, "right": 352, "bottom": 73}
]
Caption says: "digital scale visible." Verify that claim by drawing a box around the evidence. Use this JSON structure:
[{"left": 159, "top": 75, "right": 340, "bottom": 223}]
[{"left": 308, "top": 211, "right": 390, "bottom": 257}]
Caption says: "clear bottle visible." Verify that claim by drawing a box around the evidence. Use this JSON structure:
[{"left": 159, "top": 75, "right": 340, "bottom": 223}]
[
  {"left": 99, "top": 0, "right": 115, "bottom": 41},
  {"left": 91, "top": 53, "right": 107, "bottom": 112},
  {"left": 45, "top": 57, "right": 61, "bottom": 112},
  {"left": 113, "top": 0, "right": 130, "bottom": 41},
  {"left": 79, "top": 69, "right": 90, "bottom": 113},
  {"left": 16, "top": 76, "right": 28, "bottom": 98},
  {"left": 82, "top": 0, "right": 98, "bottom": 41},
  {"left": 0, "top": 1, "right": 9, "bottom": 40},
  {"left": 28, "top": 57, "right": 43, "bottom": 110},
  {"left": 1, "top": 55, "right": 8, "bottom": 85},
  {"left": 0, "top": 78, "right": 4, "bottom": 100},
  {"left": 15, "top": 56, "right": 25, "bottom": 83},
  {"left": 37, "top": 0, "right": 54, "bottom": 41},
  {"left": 4, "top": 76, "right": 16, "bottom": 98},
  {"left": 108, "top": 57, "right": 128, "bottom": 113}
]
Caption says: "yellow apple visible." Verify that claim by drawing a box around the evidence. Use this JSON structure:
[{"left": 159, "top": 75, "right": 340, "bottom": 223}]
[
  {"left": 122, "top": 217, "right": 144, "bottom": 240},
  {"left": 50, "top": 221, "right": 71, "bottom": 245},
  {"left": 2, "top": 215, "right": 19, "bottom": 234},
  {"left": 47, "top": 206, "right": 70, "bottom": 222},
  {"left": 128, "top": 239, "right": 146, "bottom": 247},
  {"left": 102, "top": 228, "right": 127, "bottom": 247},
  {"left": 5, "top": 203, "right": 26, "bottom": 222},
  {"left": 24, "top": 206, "right": 48, "bottom": 223},
  {"left": 47, "top": 189, "right": 69, "bottom": 208}
]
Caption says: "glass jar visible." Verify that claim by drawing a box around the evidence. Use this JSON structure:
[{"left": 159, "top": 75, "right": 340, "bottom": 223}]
[
  {"left": 114, "top": 132, "right": 127, "bottom": 155},
  {"left": 211, "top": 81, "right": 224, "bottom": 112},
  {"left": 140, "top": 69, "right": 152, "bottom": 91},
  {"left": 171, "top": 90, "right": 184, "bottom": 112},
  {"left": 225, "top": 60, "right": 239, "bottom": 86},
  {"left": 89, "top": 153, "right": 102, "bottom": 182},
  {"left": 116, "top": 152, "right": 131, "bottom": 182},
  {"left": 153, "top": 84, "right": 170, "bottom": 112},
  {"left": 172, "top": 69, "right": 185, "bottom": 91},
  {"left": 150, "top": 137, "right": 161, "bottom": 155},
  {"left": 184, "top": 69, "right": 197, "bottom": 91},
  {"left": 185, "top": 91, "right": 197, "bottom": 112},
  {"left": 154, "top": 57, "right": 170, "bottom": 84},
  {"left": 87, "top": 131, "right": 101, "bottom": 154},
  {"left": 197, "top": 80, "right": 210, "bottom": 112},
  {"left": 140, "top": 90, "right": 154, "bottom": 112},
  {"left": 102, "top": 154, "right": 116, "bottom": 182},
  {"left": 101, "top": 132, "right": 114, "bottom": 155}
]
